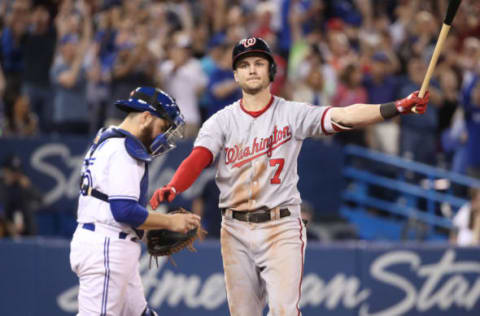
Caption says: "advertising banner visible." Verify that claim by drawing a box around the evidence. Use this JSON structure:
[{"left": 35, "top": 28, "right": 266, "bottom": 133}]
[{"left": 1, "top": 239, "right": 479, "bottom": 316}]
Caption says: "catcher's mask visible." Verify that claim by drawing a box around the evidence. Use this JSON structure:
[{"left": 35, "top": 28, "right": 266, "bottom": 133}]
[
  {"left": 232, "top": 37, "right": 277, "bottom": 82},
  {"left": 115, "top": 87, "right": 185, "bottom": 157}
]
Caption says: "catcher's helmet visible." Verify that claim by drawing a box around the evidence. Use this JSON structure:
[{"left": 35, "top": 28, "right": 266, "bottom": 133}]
[
  {"left": 232, "top": 37, "right": 277, "bottom": 82},
  {"left": 115, "top": 87, "right": 183, "bottom": 127},
  {"left": 115, "top": 87, "right": 185, "bottom": 156}
]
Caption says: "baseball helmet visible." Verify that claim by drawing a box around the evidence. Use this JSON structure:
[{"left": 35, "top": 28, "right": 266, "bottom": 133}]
[
  {"left": 232, "top": 37, "right": 277, "bottom": 82},
  {"left": 115, "top": 87, "right": 185, "bottom": 156}
]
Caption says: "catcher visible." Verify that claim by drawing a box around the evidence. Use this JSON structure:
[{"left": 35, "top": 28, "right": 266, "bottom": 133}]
[{"left": 70, "top": 87, "right": 201, "bottom": 316}]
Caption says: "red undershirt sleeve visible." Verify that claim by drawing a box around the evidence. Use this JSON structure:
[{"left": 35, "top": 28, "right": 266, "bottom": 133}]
[{"left": 168, "top": 146, "right": 213, "bottom": 193}]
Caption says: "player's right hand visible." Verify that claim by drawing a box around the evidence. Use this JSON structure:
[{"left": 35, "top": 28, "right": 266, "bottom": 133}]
[
  {"left": 168, "top": 212, "right": 201, "bottom": 234},
  {"left": 150, "top": 185, "right": 177, "bottom": 209}
]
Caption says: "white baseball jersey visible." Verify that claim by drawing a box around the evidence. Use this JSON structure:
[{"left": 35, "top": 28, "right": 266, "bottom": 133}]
[
  {"left": 71, "top": 128, "right": 150, "bottom": 315},
  {"left": 194, "top": 96, "right": 337, "bottom": 211},
  {"left": 195, "top": 95, "right": 337, "bottom": 315},
  {"left": 77, "top": 136, "right": 146, "bottom": 236}
]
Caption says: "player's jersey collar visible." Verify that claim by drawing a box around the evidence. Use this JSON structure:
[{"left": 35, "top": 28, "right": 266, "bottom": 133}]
[{"left": 240, "top": 95, "right": 274, "bottom": 118}]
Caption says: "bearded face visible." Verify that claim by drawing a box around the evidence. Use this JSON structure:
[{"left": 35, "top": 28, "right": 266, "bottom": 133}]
[{"left": 138, "top": 116, "right": 170, "bottom": 152}]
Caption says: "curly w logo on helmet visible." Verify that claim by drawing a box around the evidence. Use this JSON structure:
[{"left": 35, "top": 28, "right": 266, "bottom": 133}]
[{"left": 241, "top": 38, "right": 257, "bottom": 48}]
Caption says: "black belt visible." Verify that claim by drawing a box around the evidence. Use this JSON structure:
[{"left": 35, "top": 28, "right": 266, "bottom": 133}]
[
  {"left": 221, "top": 208, "right": 291, "bottom": 223},
  {"left": 82, "top": 223, "right": 138, "bottom": 242}
]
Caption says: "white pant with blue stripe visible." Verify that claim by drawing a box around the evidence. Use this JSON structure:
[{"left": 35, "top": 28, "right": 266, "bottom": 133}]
[{"left": 70, "top": 224, "right": 147, "bottom": 315}]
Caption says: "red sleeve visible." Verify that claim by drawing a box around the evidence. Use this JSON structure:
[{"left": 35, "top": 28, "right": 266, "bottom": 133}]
[{"left": 168, "top": 146, "right": 213, "bottom": 193}]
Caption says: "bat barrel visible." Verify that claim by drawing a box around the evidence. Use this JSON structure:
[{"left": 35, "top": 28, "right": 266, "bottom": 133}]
[{"left": 444, "top": 0, "right": 462, "bottom": 25}]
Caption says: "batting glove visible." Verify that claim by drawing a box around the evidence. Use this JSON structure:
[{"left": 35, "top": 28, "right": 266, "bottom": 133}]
[
  {"left": 395, "top": 90, "right": 430, "bottom": 114},
  {"left": 150, "top": 186, "right": 177, "bottom": 209}
]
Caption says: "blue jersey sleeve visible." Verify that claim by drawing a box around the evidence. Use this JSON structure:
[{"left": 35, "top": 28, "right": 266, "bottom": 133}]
[{"left": 110, "top": 199, "right": 148, "bottom": 228}]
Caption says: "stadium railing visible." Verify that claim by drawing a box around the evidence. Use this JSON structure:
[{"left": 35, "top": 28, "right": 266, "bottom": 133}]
[{"left": 340, "top": 144, "right": 480, "bottom": 241}]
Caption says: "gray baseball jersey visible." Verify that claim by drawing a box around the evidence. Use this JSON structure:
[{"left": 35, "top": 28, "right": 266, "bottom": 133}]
[{"left": 194, "top": 96, "right": 337, "bottom": 211}]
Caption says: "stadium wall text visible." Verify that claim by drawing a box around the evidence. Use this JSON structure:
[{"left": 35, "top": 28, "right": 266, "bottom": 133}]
[{"left": 1, "top": 239, "right": 479, "bottom": 316}]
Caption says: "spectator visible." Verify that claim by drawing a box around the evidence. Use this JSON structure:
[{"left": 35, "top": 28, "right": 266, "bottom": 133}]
[
  {"left": 203, "top": 42, "right": 241, "bottom": 119},
  {"left": 325, "top": 30, "right": 357, "bottom": 73},
  {"left": 442, "top": 108, "right": 468, "bottom": 174},
  {"left": 50, "top": 4, "right": 92, "bottom": 135},
  {"left": 198, "top": 32, "right": 227, "bottom": 121},
  {"left": 332, "top": 63, "right": 368, "bottom": 146},
  {"left": 363, "top": 51, "right": 399, "bottom": 155},
  {"left": 0, "top": 155, "right": 42, "bottom": 237},
  {"left": 156, "top": 31, "right": 207, "bottom": 138},
  {"left": 107, "top": 21, "right": 155, "bottom": 125},
  {"left": 21, "top": 4, "right": 57, "bottom": 134},
  {"left": 436, "top": 68, "right": 459, "bottom": 135},
  {"left": 461, "top": 76, "right": 480, "bottom": 178},
  {"left": 200, "top": 33, "right": 227, "bottom": 79},
  {"left": 409, "top": 10, "right": 439, "bottom": 64},
  {"left": 457, "top": 37, "right": 480, "bottom": 74},
  {"left": 332, "top": 63, "right": 367, "bottom": 108},
  {"left": 86, "top": 2, "right": 120, "bottom": 132},
  {"left": 0, "top": 1, "right": 30, "bottom": 124},
  {"left": 2, "top": 94, "right": 37, "bottom": 136},
  {"left": 290, "top": 44, "right": 337, "bottom": 105},
  {"left": 398, "top": 56, "right": 439, "bottom": 164},
  {"left": 50, "top": 33, "right": 90, "bottom": 135},
  {"left": 450, "top": 188, "right": 480, "bottom": 246}
]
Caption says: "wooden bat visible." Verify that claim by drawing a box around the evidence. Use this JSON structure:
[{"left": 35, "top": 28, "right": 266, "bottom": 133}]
[{"left": 413, "top": 0, "right": 462, "bottom": 112}]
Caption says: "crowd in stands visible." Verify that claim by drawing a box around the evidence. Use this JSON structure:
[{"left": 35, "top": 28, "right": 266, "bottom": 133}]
[
  {"left": 0, "top": 0, "right": 478, "bottom": 175},
  {"left": 0, "top": 0, "right": 480, "bottom": 239}
]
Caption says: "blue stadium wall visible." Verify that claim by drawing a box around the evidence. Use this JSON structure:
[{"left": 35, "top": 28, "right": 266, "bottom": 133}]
[
  {"left": 0, "top": 136, "right": 344, "bottom": 238},
  {"left": 1, "top": 239, "right": 479, "bottom": 315},
  {"left": 2, "top": 137, "right": 479, "bottom": 315}
]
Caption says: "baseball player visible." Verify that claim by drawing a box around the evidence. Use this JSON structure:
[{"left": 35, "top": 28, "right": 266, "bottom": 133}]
[
  {"left": 70, "top": 86, "right": 201, "bottom": 316},
  {"left": 150, "top": 37, "right": 430, "bottom": 316}
]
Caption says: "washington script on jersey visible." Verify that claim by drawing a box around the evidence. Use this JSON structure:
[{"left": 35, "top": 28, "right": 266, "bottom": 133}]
[{"left": 224, "top": 125, "right": 292, "bottom": 168}]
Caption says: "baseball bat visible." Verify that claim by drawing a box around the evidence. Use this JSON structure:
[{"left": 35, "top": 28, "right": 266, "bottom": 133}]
[{"left": 413, "top": 0, "right": 462, "bottom": 112}]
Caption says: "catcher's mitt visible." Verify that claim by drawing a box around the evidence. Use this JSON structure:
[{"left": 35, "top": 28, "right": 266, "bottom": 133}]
[{"left": 146, "top": 208, "right": 206, "bottom": 267}]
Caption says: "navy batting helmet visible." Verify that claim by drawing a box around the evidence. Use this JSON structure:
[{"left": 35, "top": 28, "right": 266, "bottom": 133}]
[{"left": 232, "top": 37, "right": 277, "bottom": 82}]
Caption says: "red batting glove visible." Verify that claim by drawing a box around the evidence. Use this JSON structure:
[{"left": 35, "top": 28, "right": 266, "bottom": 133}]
[
  {"left": 395, "top": 90, "right": 430, "bottom": 114},
  {"left": 149, "top": 185, "right": 177, "bottom": 209}
]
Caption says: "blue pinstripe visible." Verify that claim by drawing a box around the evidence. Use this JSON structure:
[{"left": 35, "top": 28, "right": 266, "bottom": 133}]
[{"left": 101, "top": 238, "right": 111, "bottom": 316}]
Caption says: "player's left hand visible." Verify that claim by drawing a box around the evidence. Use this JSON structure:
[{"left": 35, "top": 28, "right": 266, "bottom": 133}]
[
  {"left": 150, "top": 185, "right": 177, "bottom": 209},
  {"left": 395, "top": 90, "right": 429, "bottom": 114}
]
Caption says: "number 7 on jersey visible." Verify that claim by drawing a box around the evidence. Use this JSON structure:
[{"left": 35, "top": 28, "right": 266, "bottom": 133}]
[{"left": 269, "top": 158, "right": 284, "bottom": 184}]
